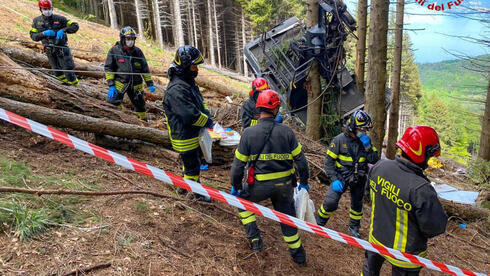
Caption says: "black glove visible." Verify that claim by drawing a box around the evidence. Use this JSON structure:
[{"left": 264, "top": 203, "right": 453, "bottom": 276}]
[{"left": 205, "top": 118, "right": 214, "bottom": 128}]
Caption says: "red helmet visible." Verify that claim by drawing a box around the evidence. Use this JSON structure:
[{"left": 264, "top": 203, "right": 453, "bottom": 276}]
[
  {"left": 250, "top": 77, "right": 270, "bottom": 96},
  {"left": 396, "top": 125, "right": 441, "bottom": 164},
  {"left": 256, "top": 89, "right": 281, "bottom": 109},
  {"left": 38, "top": 0, "right": 52, "bottom": 9}
]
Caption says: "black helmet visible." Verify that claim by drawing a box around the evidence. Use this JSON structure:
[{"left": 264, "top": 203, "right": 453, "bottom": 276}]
[
  {"left": 120, "top": 26, "right": 137, "bottom": 39},
  {"left": 347, "top": 110, "right": 372, "bottom": 132},
  {"left": 174, "top": 45, "right": 204, "bottom": 69}
]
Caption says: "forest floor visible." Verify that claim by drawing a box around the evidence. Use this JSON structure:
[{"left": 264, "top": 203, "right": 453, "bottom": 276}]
[{"left": 0, "top": 0, "right": 488, "bottom": 275}]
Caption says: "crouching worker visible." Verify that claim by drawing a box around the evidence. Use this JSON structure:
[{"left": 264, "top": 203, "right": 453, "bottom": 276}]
[
  {"left": 230, "top": 89, "right": 309, "bottom": 266},
  {"left": 362, "top": 126, "right": 447, "bottom": 276},
  {"left": 30, "top": 0, "right": 79, "bottom": 86},
  {"left": 105, "top": 26, "right": 155, "bottom": 121}
]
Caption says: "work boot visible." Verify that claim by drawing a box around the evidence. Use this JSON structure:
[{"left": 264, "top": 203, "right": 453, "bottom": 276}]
[
  {"left": 196, "top": 194, "right": 212, "bottom": 202},
  {"left": 347, "top": 225, "right": 361, "bottom": 238},
  {"left": 291, "top": 246, "right": 307, "bottom": 267},
  {"left": 315, "top": 213, "right": 329, "bottom": 226},
  {"left": 250, "top": 236, "right": 263, "bottom": 252}
]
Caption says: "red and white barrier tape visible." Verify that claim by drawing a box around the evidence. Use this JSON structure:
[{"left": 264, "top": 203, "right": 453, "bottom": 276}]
[{"left": 0, "top": 107, "right": 485, "bottom": 276}]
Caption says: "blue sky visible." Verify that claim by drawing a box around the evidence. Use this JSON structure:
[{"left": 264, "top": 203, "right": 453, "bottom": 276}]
[{"left": 344, "top": 0, "right": 489, "bottom": 63}]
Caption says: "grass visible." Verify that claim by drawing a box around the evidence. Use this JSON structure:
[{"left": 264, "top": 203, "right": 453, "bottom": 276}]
[{"left": 0, "top": 157, "right": 96, "bottom": 240}]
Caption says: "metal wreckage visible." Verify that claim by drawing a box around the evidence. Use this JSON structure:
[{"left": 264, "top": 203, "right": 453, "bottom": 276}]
[{"left": 244, "top": 0, "right": 391, "bottom": 130}]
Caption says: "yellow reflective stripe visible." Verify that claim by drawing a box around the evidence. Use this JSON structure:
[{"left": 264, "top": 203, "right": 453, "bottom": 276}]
[
  {"left": 184, "top": 174, "right": 199, "bottom": 181},
  {"left": 133, "top": 83, "right": 143, "bottom": 91},
  {"left": 338, "top": 154, "right": 353, "bottom": 162},
  {"left": 192, "top": 113, "right": 208, "bottom": 127},
  {"left": 30, "top": 28, "right": 39, "bottom": 32},
  {"left": 105, "top": 73, "right": 115, "bottom": 80},
  {"left": 203, "top": 102, "right": 209, "bottom": 111},
  {"left": 135, "top": 111, "right": 147, "bottom": 120},
  {"left": 372, "top": 146, "right": 377, "bottom": 152},
  {"left": 350, "top": 208, "right": 363, "bottom": 220},
  {"left": 359, "top": 157, "right": 366, "bottom": 162},
  {"left": 318, "top": 204, "right": 332, "bottom": 218},
  {"left": 291, "top": 143, "right": 302, "bottom": 157},
  {"left": 369, "top": 189, "right": 375, "bottom": 238},
  {"left": 283, "top": 233, "right": 300, "bottom": 243},
  {"left": 66, "top": 78, "right": 79, "bottom": 85},
  {"left": 250, "top": 119, "right": 257, "bottom": 126},
  {"left": 67, "top": 20, "right": 73, "bottom": 26},
  {"left": 369, "top": 228, "right": 423, "bottom": 269},
  {"left": 257, "top": 153, "right": 292, "bottom": 161},
  {"left": 239, "top": 211, "right": 256, "bottom": 225},
  {"left": 255, "top": 168, "right": 295, "bottom": 181},
  {"left": 335, "top": 161, "right": 343, "bottom": 168},
  {"left": 284, "top": 233, "right": 302, "bottom": 249},
  {"left": 114, "top": 81, "right": 124, "bottom": 91},
  {"left": 235, "top": 150, "right": 249, "bottom": 162},
  {"left": 287, "top": 239, "right": 302, "bottom": 249},
  {"left": 171, "top": 137, "right": 200, "bottom": 152},
  {"left": 326, "top": 149, "right": 338, "bottom": 159},
  {"left": 56, "top": 74, "right": 66, "bottom": 80},
  {"left": 143, "top": 74, "right": 152, "bottom": 81},
  {"left": 394, "top": 208, "right": 409, "bottom": 252}
]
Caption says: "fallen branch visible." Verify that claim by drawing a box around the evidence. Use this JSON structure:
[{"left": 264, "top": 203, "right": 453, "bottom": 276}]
[
  {"left": 0, "top": 187, "right": 181, "bottom": 201},
  {"left": 445, "top": 231, "right": 489, "bottom": 251},
  {"left": 62, "top": 263, "right": 111, "bottom": 276},
  {"left": 157, "top": 236, "right": 191, "bottom": 258}
]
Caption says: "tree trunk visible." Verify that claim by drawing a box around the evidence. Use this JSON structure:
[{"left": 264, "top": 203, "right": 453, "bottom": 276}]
[
  {"left": 172, "top": 0, "right": 185, "bottom": 46},
  {"left": 305, "top": 0, "right": 322, "bottom": 140},
  {"left": 213, "top": 0, "right": 221, "bottom": 68},
  {"left": 386, "top": 0, "right": 404, "bottom": 160},
  {"left": 153, "top": 0, "right": 164, "bottom": 49},
  {"left": 0, "top": 97, "right": 171, "bottom": 148},
  {"left": 241, "top": 10, "right": 248, "bottom": 76},
  {"left": 234, "top": 6, "right": 242, "bottom": 73},
  {"left": 118, "top": 3, "right": 125, "bottom": 27},
  {"left": 206, "top": 0, "right": 216, "bottom": 66},
  {"left": 355, "top": 0, "right": 367, "bottom": 94},
  {"left": 365, "top": 0, "right": 389, "bottom": 155},
  {"left": 135, "top": 0, "right": 146, "bottom": 41},
  {"left": 107, "top": 0, "right": 118, "bottom": 29},
  {"left": 478, "top": 76, "right": 490, "bottom": 161},
  {"left": 191, "top": 0, "right": 199, "bottom": 47}
]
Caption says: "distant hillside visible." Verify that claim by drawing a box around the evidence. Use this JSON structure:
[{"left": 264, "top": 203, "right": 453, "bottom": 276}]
[{"left": 418, "top": 55, "right": 488, "bottom": 101}]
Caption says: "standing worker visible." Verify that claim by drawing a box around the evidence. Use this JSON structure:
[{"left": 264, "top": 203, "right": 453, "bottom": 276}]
[
  {"left": 105, "top": 26, "right": 156, "bottom": 121},
  {"left": 362, "top": 125, "right": 447, "bottom": 275},
  {"left": 231, "top": 90, "right": 309, "bottom": 266},
  {"left": 316, "top": 110, "right": 379, "bottom": 238},
  {"left": 241, "top": 77, "right": 270, "bottom": 129},
  {"left": 30, "top": 0, "right": 79, "bottom": 86},
  {"left": 163, "top": 45, "right": 212, "bottom": 202}
]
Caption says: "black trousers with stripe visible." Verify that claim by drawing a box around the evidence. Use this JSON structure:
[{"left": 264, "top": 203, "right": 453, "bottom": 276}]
[
  {"left": 237, "top": 177, "right": 306, "bottom": 263},
  {"left": 107, "top": 86, "right": 146, "bottom": 112},
  {"left": 362, "top": 250, "right": 421, "bottom": 276},
  {"left": 46, "top": 46, "right": 77, "bottom": 83}
]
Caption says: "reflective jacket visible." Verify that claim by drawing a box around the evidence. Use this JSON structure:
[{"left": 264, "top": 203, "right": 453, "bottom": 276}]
[
  {"left": 104, "top": 42, "right": 153, "bottom": 92},
  {"left": 231, "top": 118, "right": 309, "bottom": 189},
  {"left": 240, "top": 94, "right": 260, "bottom": 130},
  {"left": 367, "top": 155, "right": 447, "bottom": 269},
  {"left": 30, "top": 14, "right": 79, "bottom": 46},
  {"left": 325, "top": 132, "right": 379, "bottom": 185},
  {"left": 163, "top": 75, "right": 212, "bottom": 153}
]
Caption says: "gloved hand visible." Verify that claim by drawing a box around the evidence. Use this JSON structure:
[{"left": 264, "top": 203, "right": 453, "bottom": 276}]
[
  {"left": 205, "top": 119, "right": 214, "bottom": 129},
  {"left": 43, "top": 30, "right": 55, "bottom": 37},
  {"left": 332, "top": 179, "right": 344, "bottom": 193},
  {"left": 231, "top": 187, "right": 240, "bottom": 197},
  {"left": 275, "top": 113, "right": 283, "bottom": 123},
  {"left": 200, "top": 164, "right": 209, "bottom": 171},
  {"left": 149, "top": 85, "right": 156, "bottom": 93},
  {"left": 107, "top": 86, "right": 118, "bottom": 98},
  {"left": 297, "top": 183, "right": 310, "bottom": 192},
  {"left": 359, "top": 134, "right": 371, "bottom": 148},
  {"left": 56, "top": 29, "right": 64, "bottom": 40}
]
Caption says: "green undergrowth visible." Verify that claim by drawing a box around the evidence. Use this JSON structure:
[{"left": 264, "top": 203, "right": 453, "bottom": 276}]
[{"left": 0, "top": 158, "right": 98, "bottom": 240}]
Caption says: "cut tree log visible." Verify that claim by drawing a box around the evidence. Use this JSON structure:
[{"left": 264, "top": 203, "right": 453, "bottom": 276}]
[
  {"left": 439, "top": 198, "right": 490, "bottom": 221},
  {"left": 0, "top": 97, "right": 171, "bottom": 147}
]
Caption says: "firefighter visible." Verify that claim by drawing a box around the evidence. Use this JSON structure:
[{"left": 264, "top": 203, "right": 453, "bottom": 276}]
[
  {"left": 30, "top": 0, "right": 79, "bottom": 86},
  {"left": 316, "top": 110, "right": 379, "bottom": 238},
  {"left": 105, "top": 26, "right": 156, "bottom": 121},
  {"left": 362, "top": 126, "right": 447, "bottom": 276},
  {"left": 241, "top": 77, "right": 270, "bottom": 130},
  {"left": 231, "top": 90, "right": 309, "bottom": 266},
  {"left": 163, "top": 45, "right": 212, "bottom": 202}
]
